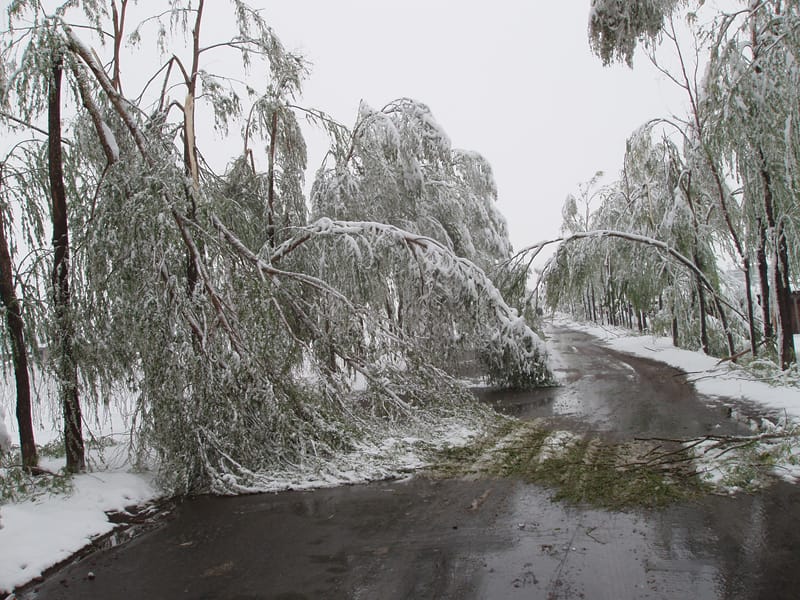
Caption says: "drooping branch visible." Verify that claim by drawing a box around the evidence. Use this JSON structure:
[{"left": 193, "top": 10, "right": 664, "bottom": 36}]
[
  {"left": 70, "top": 61, "right": 119, "bottom": 165},
  {"left": 272, "top": 218, "right": 548, "bottom": 359},
  {"left": 520, "top": 229, "right": 746, "bottom": 320}
]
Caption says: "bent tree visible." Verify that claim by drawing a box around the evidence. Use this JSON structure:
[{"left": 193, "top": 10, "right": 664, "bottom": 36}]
[{"left": 1, "top": 1, "right": 551, "bottom": 492}]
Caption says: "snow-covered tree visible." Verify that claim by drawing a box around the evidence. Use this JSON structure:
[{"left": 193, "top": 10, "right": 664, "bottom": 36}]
[
  {"left": 310, "top": 98, "right": 541, "bottom": 385},
  {"left": 702, "top": 0, "right": 800, "bottom": 368},
  {"left": 580, "top": 0, "right": 797, "bottom": 368},
  {"left": 588, "top": 0, "right": 687, "bottom": 66},
  {"left": 0, "top": 1, "right": 552, "bottom": 492}
]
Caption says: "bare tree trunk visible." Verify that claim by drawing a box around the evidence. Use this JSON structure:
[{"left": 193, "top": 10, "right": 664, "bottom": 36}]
[
  {"left": 743, "top": 257, "right": 758, "bottom": 356},
  {"left": 111, "top": 0, "right": 128, "bottom": 93},
  {"left": 696, "top": 274, "right": 709, "bottom": 354},
  {"left": 183, "top": 0, "right": 205, "bottom": 299},
  {"left": 672, "top": 315, "right": 679, "bottom": 347},
  {"left": 0, "top": 168, "right": 37, "bottom": 470},
  {"left": 49, "top": 54, "right": 84, "bottom": 473},
  {"left": 774, "top": 221, "right": 796, "bottom": 368},
  {"left": 750, "top": 9, "right": 794, "bottom": 368}
]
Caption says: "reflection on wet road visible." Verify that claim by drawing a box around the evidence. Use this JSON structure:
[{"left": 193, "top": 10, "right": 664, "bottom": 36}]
[
  {"left": 23, "top": 326, "right": 800, "bottom": 599},
  {"left": 478, "top": 327, "right": 752, "bottom": 440}
]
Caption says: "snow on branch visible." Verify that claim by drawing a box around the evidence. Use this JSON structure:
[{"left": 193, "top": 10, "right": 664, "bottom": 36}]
[
  {"left": 518, "top": 229, "right": 745, "bottom": 319},
  {"left": 272, "top": 218, "right": 551, "bottom": 383},
  {"left": 62, "top": 23, "right": 150, "bottom": 162}
]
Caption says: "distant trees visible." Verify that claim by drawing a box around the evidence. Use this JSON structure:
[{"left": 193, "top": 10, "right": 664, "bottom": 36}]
[
  {"left": 542, "top": 0, "right": 798, "bottom": 368},
  {"left": 0, "top": 1, "right": 549, "bottom": 490}
]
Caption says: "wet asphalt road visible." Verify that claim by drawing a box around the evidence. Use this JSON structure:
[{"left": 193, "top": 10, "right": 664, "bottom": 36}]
[{"left": 21, "top": 326, "right": 800, "bottom": 599}]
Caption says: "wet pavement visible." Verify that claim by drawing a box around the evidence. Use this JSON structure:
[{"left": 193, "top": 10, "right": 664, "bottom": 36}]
[
  {"left": 479, "top": 327, "right": 756, "bottom": 440},
  {"left": 20, "top": 326, "right": 800, "bottom": 599}
]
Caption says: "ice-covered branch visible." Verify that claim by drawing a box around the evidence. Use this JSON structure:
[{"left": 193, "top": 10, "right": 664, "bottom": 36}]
[
  {"left": 275, "top": 218, "right": 551, "bottom": 383},
  {"left": 69, "top": 61, "right": 119, "bottom": 165}
]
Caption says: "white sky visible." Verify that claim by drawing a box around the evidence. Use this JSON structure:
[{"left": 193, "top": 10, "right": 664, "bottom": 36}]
[{"left": 244, "top": 1, "right": 691, "bottom": 252}]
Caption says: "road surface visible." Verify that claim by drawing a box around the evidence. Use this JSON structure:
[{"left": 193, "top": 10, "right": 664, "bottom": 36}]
[{"left": 20, "top": 326, "right": 800, "bottom": 599}]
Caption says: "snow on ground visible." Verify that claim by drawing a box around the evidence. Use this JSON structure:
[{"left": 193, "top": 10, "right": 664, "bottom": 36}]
[
  {"left": 0, "top": 462, "right": 157, "bottom": 593},
  {"left": 0, "top": 392, "right": 484, "bottom": 594},
  {"left": 1, "top": 321, "right": 798, "bottom": 594},
  {"left": 0, "top": 392, "right": 160, "bottom": 594}
]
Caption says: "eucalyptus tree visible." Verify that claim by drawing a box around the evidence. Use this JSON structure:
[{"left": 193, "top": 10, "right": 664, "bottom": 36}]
[
  {"left": 310, "top": 98, "right": 542, "bottom": 385},
  {"left": 644, "top": 13, "right": 762, "bottom": 356},
  {"left": 584, "top": 0, "right": 784, "bottom": 363},
  {"left": 702, "top": 0, "right": 800, "bottom": 369},
  {"left": 0, "top": 158, "right": 39, "bottom": 470},
  {"left": 543, "top": 124, "right": 743, "bottom": 357},
  {"left": 1, "top": 1, "right": 551, "bottom": 492},
  {"left": 0, "top": 5, "right": 92, "bottom": 472},
  {"left": 589, "top": 0, "right": 687, "bottom": 66}
]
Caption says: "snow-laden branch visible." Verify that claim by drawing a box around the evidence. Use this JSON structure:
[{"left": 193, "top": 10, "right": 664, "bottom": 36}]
[
  {"left": 516, "top": 229, "right": 745, "bottom": 319},
  {"left": 275, "top": 218, "right": 549, "bottom": 360},
  {"left": 69, "top": 61, "right": 119, "bottom": 165},
  {"left": 62, "top": 23, "right": 150, "bottom": 162}
]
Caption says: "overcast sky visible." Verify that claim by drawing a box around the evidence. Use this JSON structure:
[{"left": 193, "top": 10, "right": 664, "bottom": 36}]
[{"left": 247, "top": 1, "right": 690, "bottom": 253}]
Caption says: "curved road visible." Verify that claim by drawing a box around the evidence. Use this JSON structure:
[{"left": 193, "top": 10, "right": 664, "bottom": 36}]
[{"left": 20, "top": 326, "right": 800, "bottom": 599}]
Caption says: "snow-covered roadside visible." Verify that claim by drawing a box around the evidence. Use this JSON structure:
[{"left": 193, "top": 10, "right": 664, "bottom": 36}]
[
  {"left": 0, "top": 465, "right": 157, "bottom": 594},
  {"left": 551, "top": 316, "right": 800, "bottom": 419}
]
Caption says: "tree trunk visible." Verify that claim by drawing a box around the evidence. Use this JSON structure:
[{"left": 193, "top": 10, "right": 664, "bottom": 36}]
[
  {"left": 49, "top": 54, "right": 85, "bottom": 473},
  {"left": 743, "top": 257, "right": 758, "bottom": 356},
  {"left": 759, "top": 164, "right": 795, "bottom": 368},
  {"left": 756, "top": 217, "right": 773, "bottom": 343},
  {"left": 696, "top": 275, "right": 709, "bottom": 354},
  {"left": 183, "top": 0, "right": 205, "bottom": 300},
  {"left": 672, "top": 315, "right": 679, "bottom": 347},
  {"left": 267, "top": 110, "right": 278, "bottom": 248},
  {"left": 0, "top": 170, "right": 37, "bottom": 470},
  {"left": 774, "top": 222, "right": 796, "bottom": 368}
]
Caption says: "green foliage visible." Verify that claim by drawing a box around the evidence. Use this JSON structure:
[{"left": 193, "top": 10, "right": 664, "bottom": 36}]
[
  {"left": 0, "top": 449, "right": 73, "bottom": 503},
  {"left": 0, "top": 0, "right": 553, "bottom": 495},
  {"left": 430, "top": 421, "right": 701, "bottom": 509},
  {"left": 589, "top": 0, "right": 685, "bottom": 66}
]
